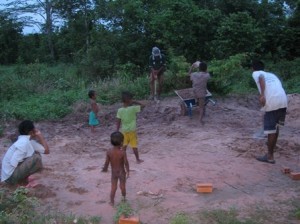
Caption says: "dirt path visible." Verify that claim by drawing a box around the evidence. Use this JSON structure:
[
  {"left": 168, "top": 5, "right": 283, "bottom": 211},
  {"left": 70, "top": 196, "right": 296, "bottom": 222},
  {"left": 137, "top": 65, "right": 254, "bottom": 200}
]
[{"left": 1, "top": 94, "right": 300, "bottom": 223}]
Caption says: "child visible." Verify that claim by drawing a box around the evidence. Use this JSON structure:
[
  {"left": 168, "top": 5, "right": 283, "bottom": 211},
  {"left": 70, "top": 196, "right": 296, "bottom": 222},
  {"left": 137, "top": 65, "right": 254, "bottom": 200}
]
[
  {"left": 116, "top": 91, "right": 144, "bottom": 163},
  {"left": 102, "top": 131, "right": 129, "bottom": 206},
  {"left": 188, "top": 61, "right": 211, "bottom": 125},
  {"left": 88, "top": 90, "right": 100, "bottom": 132}
]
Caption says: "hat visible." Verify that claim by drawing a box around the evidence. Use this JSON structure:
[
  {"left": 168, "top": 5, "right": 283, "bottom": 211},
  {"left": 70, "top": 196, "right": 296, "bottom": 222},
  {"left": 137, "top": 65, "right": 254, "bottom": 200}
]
[{"left": 152, "top": 47, "right": 161, "bottom": 56}]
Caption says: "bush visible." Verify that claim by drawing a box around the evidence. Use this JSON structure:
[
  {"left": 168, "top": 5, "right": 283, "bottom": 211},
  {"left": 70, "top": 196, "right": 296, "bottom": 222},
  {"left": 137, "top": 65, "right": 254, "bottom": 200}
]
[
  {"left": 209, "top": 53, "right": 252, "bottom": 95},
  {"left": 266, "top": 58, "right": 300, "bottom": 93},
  {"left": 113, "top": 201, "right": 134, "bottom": 222}
]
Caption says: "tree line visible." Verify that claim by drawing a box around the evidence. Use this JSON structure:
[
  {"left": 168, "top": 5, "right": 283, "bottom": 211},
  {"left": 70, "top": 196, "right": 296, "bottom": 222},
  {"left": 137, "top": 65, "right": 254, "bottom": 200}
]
[{"left": 1, "top": 0, "right": 299, "bottom": 78}]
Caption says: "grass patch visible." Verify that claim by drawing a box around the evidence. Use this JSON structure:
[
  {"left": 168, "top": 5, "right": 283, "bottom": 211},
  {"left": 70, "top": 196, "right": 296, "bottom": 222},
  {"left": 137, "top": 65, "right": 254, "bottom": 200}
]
[
  {"left": 170, "top": 212, "right": 191, "bottom": 224},
  {"left": 0, "top": 187, "right": 101, "bottom": 223},
  {"left": 113, "top": 201, "right": 134, "bottom": 222},
  {"left": 198, "top": 208, "right": 259, "bottom": 224}
]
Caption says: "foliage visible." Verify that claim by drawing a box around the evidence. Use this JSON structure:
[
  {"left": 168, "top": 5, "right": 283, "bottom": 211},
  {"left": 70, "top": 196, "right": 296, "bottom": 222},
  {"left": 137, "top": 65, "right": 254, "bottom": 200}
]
[
  {"left": 266, "top": 58, "right": 300, "bottom": 93},
  {"left": 113, "top": 201, "right": 134, "bottom": 222},
  {"left": 0, "top": 63, "right": 85, "bottom": 121},
  {"left": 2, "top": 0, "right": 300, "bottom": 69},
  {"left": 0, "top": 12, "right": 22, "bottom": 64},
  {"left": 211, "top": 12, "right": 264, "bottom": 59},
  {"left": 200, "top": 209, "right": 258, "bottom": 224},
  {"left": 295, "top": 208, "right": 300, "bottom": 219},
  {"left": 163, "top": 52, "right": 191, "bottom": 92},
  {"left": 208, "top": 53, "right": 252, "bottom": 95},
  {"left": 0, "top": 55, "right": 299, "bottom": 121},
  {"left": 0, "top": 187, "right": 101, "bottom": 223},
  {"left": 170, "top": 212, "right": 191, "bottom": 224}
]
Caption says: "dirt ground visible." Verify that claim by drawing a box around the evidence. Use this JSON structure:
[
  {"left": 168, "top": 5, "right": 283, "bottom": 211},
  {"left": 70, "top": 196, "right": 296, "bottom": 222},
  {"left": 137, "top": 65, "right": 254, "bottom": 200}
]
[{"left": 1, "top": 93, "right": 300, "bottom": 223}]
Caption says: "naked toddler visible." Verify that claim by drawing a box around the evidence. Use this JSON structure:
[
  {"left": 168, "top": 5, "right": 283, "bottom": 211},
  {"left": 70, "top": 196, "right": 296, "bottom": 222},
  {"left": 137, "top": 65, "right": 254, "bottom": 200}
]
[{"left": 102, "top": 131, "right": 129, "bottom": 206}]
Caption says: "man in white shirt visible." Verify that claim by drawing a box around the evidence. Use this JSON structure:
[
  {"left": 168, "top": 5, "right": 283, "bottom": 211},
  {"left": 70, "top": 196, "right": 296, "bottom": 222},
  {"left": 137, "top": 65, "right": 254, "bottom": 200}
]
[
  {"left": 252, "top": 60, "right": 287, "bottom": 164},
  {"left": 1, "top": 120, "right": 49, "bottom": 185}
]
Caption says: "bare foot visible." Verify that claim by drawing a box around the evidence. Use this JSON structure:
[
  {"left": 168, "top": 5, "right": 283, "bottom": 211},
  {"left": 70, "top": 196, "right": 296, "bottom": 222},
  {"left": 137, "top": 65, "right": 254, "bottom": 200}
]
[
  {"left": 137, "top": 159, "right": 144, "bottom": 164},
  {"left": 28, "top": 174, "right": 41, "bottom": 182},
  {"left": 25, "top": 181, "right": 41, "bottom": 188},
  {"left": 109, "top": 201, "right": 114, "bottom": 207}
]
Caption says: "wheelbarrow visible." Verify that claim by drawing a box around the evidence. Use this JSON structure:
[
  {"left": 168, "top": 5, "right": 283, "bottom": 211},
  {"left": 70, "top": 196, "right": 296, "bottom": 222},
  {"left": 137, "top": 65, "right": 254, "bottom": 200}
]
[{"left": 174, "top": 88, "right": 216, "bottom": 117}]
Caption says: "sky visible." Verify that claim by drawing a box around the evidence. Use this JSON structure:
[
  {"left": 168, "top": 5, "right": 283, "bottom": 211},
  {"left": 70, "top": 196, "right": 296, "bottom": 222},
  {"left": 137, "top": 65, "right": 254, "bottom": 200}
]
[{"left": 0, "top": 0, "right": 42, "bottom": 34}]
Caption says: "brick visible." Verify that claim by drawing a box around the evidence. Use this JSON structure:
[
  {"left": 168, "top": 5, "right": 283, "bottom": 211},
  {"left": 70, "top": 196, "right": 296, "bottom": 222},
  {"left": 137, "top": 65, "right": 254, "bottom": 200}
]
[
  {"left": 196, "top": 183, "right": 213, "bottom": 193},
  {"left": 289, "top": 172, "right": 300, "bottom": 181},
  {"left": 119, "top": 215, "right": 140, "bottom": 224},
  {"left": 281, "top": 166, "right": 291, "bottom": 174}
]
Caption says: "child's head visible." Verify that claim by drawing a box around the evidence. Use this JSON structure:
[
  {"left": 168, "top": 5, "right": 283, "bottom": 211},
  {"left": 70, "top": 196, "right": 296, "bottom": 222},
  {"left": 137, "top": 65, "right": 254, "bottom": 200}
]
[
  {"left": 18, "top": 120, "right": 35, "bottom": 135},
  {"left": 199, "top": 62, "right": 207, "bottom": 72},
  {"left": 252, "top": 60, "right": 265, "bottom": 71},
  {"left": 88, "top": 90, "right": 96, "bottom": 99},
  {"left": 121, "top": 91, "right": 133, "bottom": 103},
  {"left": 110, "top": 131, "right": 124, "bottom": 146}
]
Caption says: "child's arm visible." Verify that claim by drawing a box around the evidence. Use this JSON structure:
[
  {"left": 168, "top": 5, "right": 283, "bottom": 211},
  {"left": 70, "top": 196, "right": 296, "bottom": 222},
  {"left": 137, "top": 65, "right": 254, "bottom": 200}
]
[
  {"left": 124, "top": 152, "right": 130, "bottom": 178},
  {"left": 116, "top": 118, "right": 121, "bottom": 131},
  {"left": 101, "top": 152, "right": 110, "bottom": 172},
  {"left": 131, "top": 101, "right": 145, "bottom": 110},
  {"left": 32, "top": 129, "right": 50, "bottom": 154}
]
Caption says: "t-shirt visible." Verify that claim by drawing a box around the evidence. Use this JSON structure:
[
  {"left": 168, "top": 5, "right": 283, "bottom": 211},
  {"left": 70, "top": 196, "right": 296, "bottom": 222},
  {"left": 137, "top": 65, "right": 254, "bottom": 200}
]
[
  {"left": 1, "top": 135, "right": 45, "bottom": 182},
  {"left": 149, "top": 54, "right": 166, "bottom": 70},
  {"left": 190, "top": 72, "right": 211, "bottom": 98},
  {"left": 117, "top": 105, "right": 141, "bottom": 132},
  {"left": 252, "top": 70, "right": 287, "bottom": 112}
]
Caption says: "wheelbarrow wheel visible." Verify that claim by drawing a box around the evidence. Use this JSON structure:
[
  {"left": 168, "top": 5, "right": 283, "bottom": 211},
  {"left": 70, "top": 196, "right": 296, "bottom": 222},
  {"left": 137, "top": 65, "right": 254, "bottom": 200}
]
[{"left": 179, "top": 102, "right": 188, "bottom": 116}]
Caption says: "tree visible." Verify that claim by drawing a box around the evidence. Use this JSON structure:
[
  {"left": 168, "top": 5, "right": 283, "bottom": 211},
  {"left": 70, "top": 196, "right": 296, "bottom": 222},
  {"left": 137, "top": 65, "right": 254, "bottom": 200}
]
[
  {"left": 2, "top": 0, "right": 59, "bottom": 61},
  {"left": 52, "top": 0, "right": 96, "bottom": 53},
  {"left": 281, "top": 0, "right": 300, "bottom": 58},
  {"left": 211, "top": 12, "right": 264, "bottom": 59},
  {"left": 0, "top": 12, "right": 22, "bottom": 64}
]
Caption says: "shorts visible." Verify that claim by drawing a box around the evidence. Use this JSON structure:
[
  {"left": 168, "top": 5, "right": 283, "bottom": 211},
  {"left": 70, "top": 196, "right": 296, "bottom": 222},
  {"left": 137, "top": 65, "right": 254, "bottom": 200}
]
[
  {"left": 264, "top": 108, "right": 287, "bottom": 134},
  {"left": 89, "top": 111, "right": 99, "bottom": 126},
  {"left": 6, "top": 153, "right": 42, "bottom": 185},
  {"left": 123, "top": 131, "right": 138, "bottom": 148}
]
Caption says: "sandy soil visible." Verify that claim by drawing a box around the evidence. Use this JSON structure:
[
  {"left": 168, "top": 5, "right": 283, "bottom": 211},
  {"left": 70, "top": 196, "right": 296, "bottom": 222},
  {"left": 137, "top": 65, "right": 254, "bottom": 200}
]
[{"left": 1, "top": 94, "right": 300, "bottom": 223}]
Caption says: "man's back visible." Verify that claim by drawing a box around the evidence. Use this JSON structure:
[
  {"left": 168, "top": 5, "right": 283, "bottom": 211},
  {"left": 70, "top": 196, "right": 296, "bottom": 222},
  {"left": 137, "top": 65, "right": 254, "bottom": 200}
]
[
  {"left": 191, "top": 72, "right": 210, "bottom": 98},
  {"left": 252, "top": 70, "right": 287, "bottom": 111}
]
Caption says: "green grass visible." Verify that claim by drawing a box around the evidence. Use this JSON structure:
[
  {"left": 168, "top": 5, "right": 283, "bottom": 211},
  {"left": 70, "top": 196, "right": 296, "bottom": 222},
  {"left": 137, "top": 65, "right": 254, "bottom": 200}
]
[
  {"left": 0, "top": 57, "right": 299, "bottom": 122},
  {"left": 113, "top": 201, "right": 135, "bottom": 222},
  {"left": 170, "top": 212, "right": 191, "bottom": 224},
  {"left": 0, "top": 187, "right": 101, "bottom": 224}
]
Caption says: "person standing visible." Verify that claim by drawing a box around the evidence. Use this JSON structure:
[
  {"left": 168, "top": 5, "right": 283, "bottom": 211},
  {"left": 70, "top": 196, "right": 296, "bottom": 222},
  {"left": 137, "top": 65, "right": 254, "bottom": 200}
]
[
  {"left": 188, "top": 61, "right": 211, "bottom": 125},
  {"left": 88, "top": 90, "right": 100, "bottom": 133},
  {"left": 116, "top": 91, "right": 144, "bottom": 163},
  {"left": 1, "top": 120, "right": 49, "bottom": 185},
  {"left": 102, "top": 131, "right": 129, "bottom": 206},
  {"left": 149, "top": 46, "right": 166, "bottom": 100},
  {"left": 252, "top": 60, "right": 288, "bottom": 164}
]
